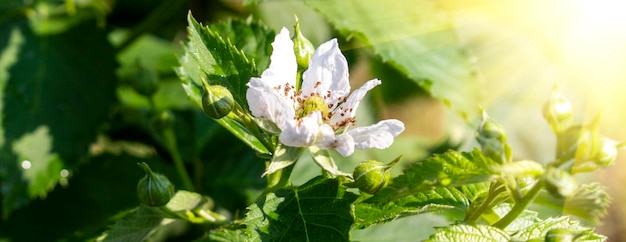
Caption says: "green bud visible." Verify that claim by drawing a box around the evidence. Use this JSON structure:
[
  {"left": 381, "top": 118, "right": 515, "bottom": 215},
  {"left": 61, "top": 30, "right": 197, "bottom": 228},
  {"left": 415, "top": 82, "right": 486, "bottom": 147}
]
[
  {"left": 544, "top": 167, "right": 577, "bottom": 198},
  {"left": 477, "top": 109, "right": 511, "bottom": 163},
  {"left": 292, "top": 18, "right": 315, "bottom": 70},
  {"left": 543, "top": 86, "right": 573, "bottom": 134},
  {"left": 137, "top": 162, "right": 175, "bottom": 207},
  {"left": 545, "top": 228, "right": 575, "bottom": 242},
  {"left": 131, "top": 60, "right": 159, "bottom": 97},
  {"left": 201, "top": 80, "right": 234, "bottom": 119},
  {"left": 353, "top": 156, "right": 400, "bottom": 194}
]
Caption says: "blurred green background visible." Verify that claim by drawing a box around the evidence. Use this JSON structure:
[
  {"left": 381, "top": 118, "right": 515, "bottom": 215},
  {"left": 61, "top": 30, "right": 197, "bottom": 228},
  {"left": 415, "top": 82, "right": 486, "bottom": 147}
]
[{"left": 1, "top": 0, "right": 625, "bottom": 240}]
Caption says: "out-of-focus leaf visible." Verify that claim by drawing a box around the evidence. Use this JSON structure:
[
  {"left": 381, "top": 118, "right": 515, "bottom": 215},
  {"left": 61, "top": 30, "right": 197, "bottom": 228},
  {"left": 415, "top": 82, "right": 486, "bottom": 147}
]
[
  {"left": 177, "top": 14, "right": 271, "bottom": 154},
  {"left": 305, "top": 0, "right": 479, "bottom": 118},
  {"left": 355, "top": 184, "right": 488, "bottom": 229},
  {"left": 0, "top": 154, "right": 174, "bottom": 241},
  {"left": 368, "top": 149, "right": 497, "bottom": 203},
  {"left": 246, "top": 177, "right": 358, "bottom": 241},
  {"left": 425, "top": 224, "right": 510, "bottom": 242},
  {"left": 512, "top": 216, "right": 606, "bottom": 241},
  {"left": 98, "top": 206, "right": 166, "bottom": 242},
  {"left": 0, "top": 17, "right": 117, "bottom": 217}
]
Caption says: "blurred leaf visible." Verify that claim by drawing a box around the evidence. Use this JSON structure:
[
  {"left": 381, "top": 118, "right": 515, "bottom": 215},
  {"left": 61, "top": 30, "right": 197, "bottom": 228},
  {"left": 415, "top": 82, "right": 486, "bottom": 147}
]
[
  {"left": 368, "top": 149, "right": 497, "bottom": 203},
  {"left": 0, "top": 154, "right": 173, "bottom": 241},
  {"left": 511, "top": 216, "right": 606, "bottom": 241},
  {"left": 305, "top": 0, "right": 479, "bottom": 118},
  {"left": 489, "top": 203, "right": 540, "bottom": 233},
  {"left": 426, "top": 224, "right": 509, "bottom": 242},
  {"left": 0, "top": 17, "right": 117, "bottom": 217},
  {"left": 491, "top": 160, "right": 545, "bottom": 177},
  {"left": 354, "top": 184, "right": 488, "bottom": 229},
  {"left": 177, "top": 14, "right": 270, "bottom": 154},
  {"left": 246, "top": 177, "right": 358, "bottom": 241}
]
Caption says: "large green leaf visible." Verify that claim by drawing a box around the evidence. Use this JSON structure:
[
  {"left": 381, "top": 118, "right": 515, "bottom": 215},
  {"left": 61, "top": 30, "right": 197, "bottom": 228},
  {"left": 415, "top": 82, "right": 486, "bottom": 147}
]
[
  {"left": 511, "top": 216, "right": 606, "bottom": 241},
  {"left": 426, "top": 224, "right": 510, "bottom": 242},
  {"left": 177, "top": 14, "right": 272, "bottom": 154},
  {"left": 0, "top": 16, "right": 117, "bottom": 217},
  {"left": 246, "top": 177, "right": 358, "bottom": 241},
  {"left": 305, "top": 0, "right": 479, "bottom": 118},
  {"left": 354, "top": 184, "right": 488, "bottom": 229},
  {"left": 368, "top": 149, "right": 497, "bottom": 203}
]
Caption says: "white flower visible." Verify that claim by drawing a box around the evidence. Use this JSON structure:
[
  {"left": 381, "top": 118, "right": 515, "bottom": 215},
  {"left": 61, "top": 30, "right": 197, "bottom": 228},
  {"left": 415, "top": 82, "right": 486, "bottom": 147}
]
[{"left": 246, "top": 28, "right": 404, "bottom": 157}]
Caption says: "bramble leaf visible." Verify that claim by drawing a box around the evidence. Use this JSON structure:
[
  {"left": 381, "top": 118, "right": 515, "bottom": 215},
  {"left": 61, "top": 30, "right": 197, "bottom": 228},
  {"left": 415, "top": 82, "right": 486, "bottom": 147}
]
[
  {"left": 305, "top": 0, "right": 479, "bottom": 118},
  {"left": 177, "top": 14, "right": 274, "bottom": 154},
  {"left": 246, "top": 177, "right": 358, "bottom": 241},
  {"left": 368, "top": 149, "right": 497, "bottom": 203},
  {"left": 355, "top": 183, "right": 489, "bottom": 229},
  {"left": 425, "top": 224, "right": 510, "bottom": 242},
  {"left": 511, "top": 216, "right": 606, "bottom": 241}
]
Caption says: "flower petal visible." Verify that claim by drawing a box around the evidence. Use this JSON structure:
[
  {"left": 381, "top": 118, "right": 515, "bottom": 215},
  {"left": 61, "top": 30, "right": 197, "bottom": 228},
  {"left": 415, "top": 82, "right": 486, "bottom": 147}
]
[
  {"left": 333, "top": 134, "right": 355, "bottom": 157},
  {"left": 246, "top": 77, "right": 295, "bottom": 129},
  {"left": 261, "top": 27, "right": 297, "bottom": 98},
  {"left": 301, "top": 39, "right": 350, "bottom": 107},
  {"left": 330, "top": 79, "right": 381, "bottom": 128},
  {"left": 279, "top": 111, "right": 324, "bottom": 147},
  {"left": 345, "top": 119, "right": 404, "bottom": 150}
]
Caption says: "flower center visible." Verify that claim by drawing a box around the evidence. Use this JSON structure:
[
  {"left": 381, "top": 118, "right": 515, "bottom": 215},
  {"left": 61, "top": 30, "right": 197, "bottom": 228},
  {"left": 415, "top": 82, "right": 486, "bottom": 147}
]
[{"left": 297, "top": 95, "right": 329, "bottom": 119}]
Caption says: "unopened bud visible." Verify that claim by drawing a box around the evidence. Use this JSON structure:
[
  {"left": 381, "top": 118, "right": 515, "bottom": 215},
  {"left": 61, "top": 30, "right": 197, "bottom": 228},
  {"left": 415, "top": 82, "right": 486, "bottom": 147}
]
[
  {"left": 544, "top": 167, "right": 577, "bottom": 198},
  {"left": 477, "top": 109, "right": 511, "bottom": 163},
  {"left": 131, "top": 60, "right": 159, "bottom": 97},
  {"left": 353, "top": 156, "right": 400, "bottom": 194},
  {"left": 137, "top": 162, "right": 175, "bottom": 207},
  {"left": 292, "top": 18, "right": 315, "bottom": 70},
  {"left": 201, "top": 80, "right": 234, "bottom": 119},
  {"left": 543, "top": 86, "right": 573, "bottom": 134}
]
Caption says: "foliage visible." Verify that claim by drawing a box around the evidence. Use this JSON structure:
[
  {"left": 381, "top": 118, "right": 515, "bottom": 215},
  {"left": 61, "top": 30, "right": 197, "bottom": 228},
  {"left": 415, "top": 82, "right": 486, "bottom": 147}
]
[{"left": 0, "top": 0, "right": 618, "bottom": 241}]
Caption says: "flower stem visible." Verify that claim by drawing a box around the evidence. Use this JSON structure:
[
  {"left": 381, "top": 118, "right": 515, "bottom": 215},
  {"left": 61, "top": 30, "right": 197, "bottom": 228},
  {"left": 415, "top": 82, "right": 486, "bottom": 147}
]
[
  {"left": 493, "top": 179, "right": 544, "bottom": 229},
  {"left": 162, "top": 125, "right": 195, "bottom": 192},
  {"left": 465, "top": 181, "right": 506, "bottom": 223}
]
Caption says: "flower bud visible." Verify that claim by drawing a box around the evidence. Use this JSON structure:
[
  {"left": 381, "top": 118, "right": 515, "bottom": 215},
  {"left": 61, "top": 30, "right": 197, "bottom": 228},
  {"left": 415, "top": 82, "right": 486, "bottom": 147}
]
[
  {"left": 353, "top": 160, "right": 390, "bottom": 194},
  {"left": 292, "top": 18, "right": 315, "bottom": 70},
  {"left": 477, "top": 109, "right": 511, "bottom": 163},
  {"left": 137, "top": 162, "right": 175, "bottom": 207},
  {"left": 544, "top": 167, "right": 577, "bottom": 198},
  {"left": 201, "top": 81, "right": 234, "bottom": 119},
  {"left": 353, "top": 157, "right": 400, "bottom": 194},
  {"left": 543, "top": 86, "right": 573, "bottom": 134},
  {"left": 130, "top": 60, "right": 159, "bottom": 97}
]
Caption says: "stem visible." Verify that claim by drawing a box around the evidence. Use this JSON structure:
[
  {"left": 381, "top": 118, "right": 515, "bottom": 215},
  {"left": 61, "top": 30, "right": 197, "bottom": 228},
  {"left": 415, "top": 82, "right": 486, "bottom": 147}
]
[
  {"left": 231, "top": 103, "right": 275, "bottom": 153},
  {"left": 162, "top": 125, "right": 195, "bottom": 192},
  {"left": 465, "top": 181, "right": 506, "bottom": 223},
  {"left": 493, "top": 179, "right": 545, "bottom": 229}
]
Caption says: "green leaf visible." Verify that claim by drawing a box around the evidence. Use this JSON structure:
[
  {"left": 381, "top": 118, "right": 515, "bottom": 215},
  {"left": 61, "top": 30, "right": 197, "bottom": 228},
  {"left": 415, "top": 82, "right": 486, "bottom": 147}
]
[
  {"left": 368, "top": 149, "right": 497, "bottom": 203},
  {"left": 98, "top": 206, "right": 166, "bottom": 242},
  {"left": 305, "top": 0, "right": 479, "bottom": 118},
  {"left": 0, "top": 17, "right": 117, "bottom": 217},
  {"left": 491, "top": 160, "right": 545, "bottom": 177},
  {"left": 354, "top": 184, "right": 488, "bottom": 229},
  {"left": 425, "top": 224, "right": 510, "bottom": 242},
  {"left": 488, "top": 203, "right": 540, "bottom": 233},
  {"left": 264, "top": 143, "right": 304, "bottom": 176},
  {"left": 204, "top": 224, "right": 248, "bottom": 242},
  {"left": 511, "top": 216, "right": 606, "bottom": 241},
  {"left": 177, "top": 14, "right": 271, "bottom": 154},
  {"left": 246, "top": 177, "right": 358, "bottom": 241}
]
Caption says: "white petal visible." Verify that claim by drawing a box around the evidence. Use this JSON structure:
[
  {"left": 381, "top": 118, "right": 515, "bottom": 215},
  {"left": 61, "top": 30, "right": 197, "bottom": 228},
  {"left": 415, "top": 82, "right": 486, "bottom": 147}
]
[
  {"left": 333, "top": 134, "right": 355, "bottom": 157},
  {"left": 301, "top": 39, "right": 350, "bottom": 106},
  {"left": 315, "top": 124, "right": 337, "bottom": 148},
  {"left": 246, "top": 77, "right": 295, "bottom": 129},
  {"left": 346, "top": 119, "right": 404, "bottom": 150},
  {"left": 261, "top": 27, "right": 297, "bottom": 97},
  {"left": 279, "top": 112, "right": 323, "bottom": 147},
  {"left": 330, "top": 79, "right": 381, "bottom": 127}
]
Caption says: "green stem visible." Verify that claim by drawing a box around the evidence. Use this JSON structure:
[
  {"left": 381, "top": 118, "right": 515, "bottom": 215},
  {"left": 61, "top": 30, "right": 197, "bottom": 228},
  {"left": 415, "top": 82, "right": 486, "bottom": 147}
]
[
  {"left": 465, "top": 181, "right": 506, "bottom": 223},
  {"left": 231, "top": 103, "right": 275, "bottom": 153},
  {"left": 493, "top": 179, "right": 545, "bottom": 229},
  {"left": 162, "top": 126, "right": 195, "bottom": 192}
]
